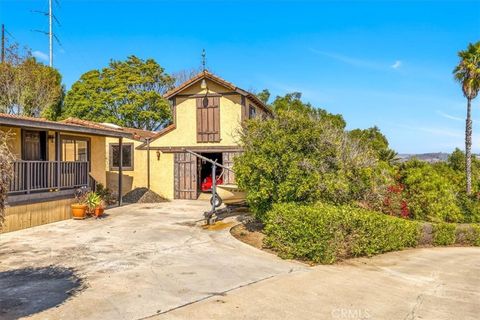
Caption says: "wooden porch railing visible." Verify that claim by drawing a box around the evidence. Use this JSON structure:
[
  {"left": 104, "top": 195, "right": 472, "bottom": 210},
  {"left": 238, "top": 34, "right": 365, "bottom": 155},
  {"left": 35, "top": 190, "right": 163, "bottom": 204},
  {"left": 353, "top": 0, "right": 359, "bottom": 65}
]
[{"left": 8, "top": 161, "right": 89, "bottom": 195}]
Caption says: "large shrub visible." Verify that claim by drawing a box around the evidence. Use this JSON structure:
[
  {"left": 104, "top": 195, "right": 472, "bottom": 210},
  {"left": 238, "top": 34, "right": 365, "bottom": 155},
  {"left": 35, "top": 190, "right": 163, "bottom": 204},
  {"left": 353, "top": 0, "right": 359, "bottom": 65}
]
[
  {"left": 399, "top": 160, "right": 462, "bottom": 222},
  {"left": 264, "top": 202, "right": 421, "bottom": 264},
  {"left": 235, "top": 110, "right": 393, "bottom": 221},
  {"left": 265, "top": 203, "right": 480, "bottom": 264},
  {"left": 0, "top": 131, "right": 13, "bottom": 228}
]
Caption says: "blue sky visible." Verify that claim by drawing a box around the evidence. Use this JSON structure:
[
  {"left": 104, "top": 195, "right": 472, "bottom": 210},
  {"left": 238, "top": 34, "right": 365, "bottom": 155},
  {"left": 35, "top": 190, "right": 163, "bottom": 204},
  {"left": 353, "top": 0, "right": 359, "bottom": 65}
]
[{"left": 1, "top": 0, "right": 479, "bottom": 153}]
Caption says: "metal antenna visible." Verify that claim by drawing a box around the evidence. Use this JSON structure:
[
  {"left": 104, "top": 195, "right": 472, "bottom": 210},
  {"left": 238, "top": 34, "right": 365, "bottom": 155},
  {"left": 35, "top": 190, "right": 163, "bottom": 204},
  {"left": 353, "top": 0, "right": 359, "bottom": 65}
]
[
  {"left": 201, "top": 49, "right": 206, "bottom": 71},
  {"left": 48, "top": 0, "right": 52, "bottom": 66},
  {"left": 1, "top": 24, "right": 4, "bottom": 63},
  {"left": 32, "top": 0, "right": 60, "bottom": 67}
]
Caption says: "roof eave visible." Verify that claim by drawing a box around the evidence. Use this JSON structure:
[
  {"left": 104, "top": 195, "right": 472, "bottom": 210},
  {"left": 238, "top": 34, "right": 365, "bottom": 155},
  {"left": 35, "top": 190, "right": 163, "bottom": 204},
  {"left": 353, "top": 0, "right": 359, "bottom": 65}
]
[{"left": 0, "top": 118, "right": 132, "bottom": 138}]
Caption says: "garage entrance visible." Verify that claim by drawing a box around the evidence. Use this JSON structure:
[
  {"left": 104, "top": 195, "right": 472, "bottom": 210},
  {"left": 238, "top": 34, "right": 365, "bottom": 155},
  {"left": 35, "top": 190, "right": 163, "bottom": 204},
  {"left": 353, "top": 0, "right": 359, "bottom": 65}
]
[
  {"left": 198, "top": 153, "right": 223, "bottom": 193},
  {"left": 174, "top": 151, "right": 241, "bottom": 200}
]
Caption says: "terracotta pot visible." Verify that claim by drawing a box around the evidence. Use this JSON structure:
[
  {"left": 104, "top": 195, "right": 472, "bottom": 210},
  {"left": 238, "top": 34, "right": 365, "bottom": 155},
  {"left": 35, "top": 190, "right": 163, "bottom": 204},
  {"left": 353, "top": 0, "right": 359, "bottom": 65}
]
[
  {"left": 94, "top": 207, "right": 105, "bottom": 218},
  {"left": 71, "top": 204, "right": 87, "bottom": 220}
]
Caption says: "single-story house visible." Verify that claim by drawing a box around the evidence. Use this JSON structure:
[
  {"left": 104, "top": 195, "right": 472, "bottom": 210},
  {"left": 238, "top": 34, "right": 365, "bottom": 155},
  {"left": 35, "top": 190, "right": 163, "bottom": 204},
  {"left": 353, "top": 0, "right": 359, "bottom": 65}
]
[{"left": 0, "top": 114, "right": 132, "bottom": 233}]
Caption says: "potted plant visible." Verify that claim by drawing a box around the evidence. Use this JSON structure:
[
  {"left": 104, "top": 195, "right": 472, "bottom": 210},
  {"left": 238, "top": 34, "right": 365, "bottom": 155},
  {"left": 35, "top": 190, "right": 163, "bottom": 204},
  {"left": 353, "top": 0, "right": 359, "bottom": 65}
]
[
  {"left": 71, "top": 187, "right": 88, "bottom": 220},
  {"left": 94, "top": 199, "right": 106, "bottom": 218},
  {"left": 85, "top": 191, "right": 101, "bottom": 216}
]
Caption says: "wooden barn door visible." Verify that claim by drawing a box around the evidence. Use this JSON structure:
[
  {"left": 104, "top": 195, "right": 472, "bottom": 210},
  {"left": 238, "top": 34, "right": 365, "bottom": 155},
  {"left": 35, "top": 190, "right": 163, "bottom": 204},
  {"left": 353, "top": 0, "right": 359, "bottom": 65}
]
[
  {"left": 222, "top": 152, "right": 241, "bottom": 184},
  {"left": 196, "top": 96, "right": 220, "bottom": 142},
  {"left": 174, "top": 152, "right": 198, "bottom": 199}
]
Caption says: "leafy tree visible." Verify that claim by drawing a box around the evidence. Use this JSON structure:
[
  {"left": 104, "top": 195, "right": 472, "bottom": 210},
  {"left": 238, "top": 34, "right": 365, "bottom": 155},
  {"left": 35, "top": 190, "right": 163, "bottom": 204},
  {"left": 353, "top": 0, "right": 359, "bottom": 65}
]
[
  {"left": 399, "top": 160, "right": 462, "bottom": 222},
  {"left": 448, "top": 148, "right": 467, "bottom": 172},
  {"left": 0, "top": 43, "right": 63, "bottom": 119},
  {"left": 63, "top": 56, "right": 174, "bottom": 130},
  {"left": 271, "top": 92, "right": 346, "bottom": 128},
  {"left": 234, "top": 110, "right": 391, "bottom": 220},
  {"left": 453, "top": 41, "right": 480, "bottom": 195},
  {"left": 349, "top": 126, "right": 399, "bottom": 165},
  {"left": 256, "top": 89, "right": 271, "bottom": 105}
]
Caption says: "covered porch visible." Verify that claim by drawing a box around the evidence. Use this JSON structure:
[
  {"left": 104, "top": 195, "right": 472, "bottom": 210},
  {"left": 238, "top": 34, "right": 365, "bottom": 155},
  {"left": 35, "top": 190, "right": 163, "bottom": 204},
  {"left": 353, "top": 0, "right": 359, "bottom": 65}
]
[{"left": 0, "top": 114, "right": 132, "bottom": 232}]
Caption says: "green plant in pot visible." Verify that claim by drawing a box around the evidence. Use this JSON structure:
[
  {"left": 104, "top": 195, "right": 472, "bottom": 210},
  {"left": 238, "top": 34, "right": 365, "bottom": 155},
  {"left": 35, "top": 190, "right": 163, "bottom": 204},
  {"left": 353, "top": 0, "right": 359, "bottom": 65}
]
[
  {"left": 85, "top": 191, "right": 101, "bottom": 216},
  {"left": 71, "top": 187, "right": 88, "bottom": 220}
]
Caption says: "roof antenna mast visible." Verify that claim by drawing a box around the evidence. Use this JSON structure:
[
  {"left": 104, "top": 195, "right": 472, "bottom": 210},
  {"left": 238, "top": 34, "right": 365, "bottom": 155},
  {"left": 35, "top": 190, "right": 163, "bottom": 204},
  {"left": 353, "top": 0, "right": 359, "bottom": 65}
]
[{"left": 201, "top": 49, "right": 206, "bottom": 72}]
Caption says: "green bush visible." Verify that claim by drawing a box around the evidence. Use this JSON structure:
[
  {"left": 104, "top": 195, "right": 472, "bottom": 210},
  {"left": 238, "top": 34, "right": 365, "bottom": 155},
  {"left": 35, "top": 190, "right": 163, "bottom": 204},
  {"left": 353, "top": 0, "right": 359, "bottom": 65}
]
[
  {"left": 469, "top": 224, "right": 480, "bottom": 246},
  {"left": 455, "top": 224, "right": 480, "bottom": 246},
  {"left": 235, "top": 110, "right": 393, "bottom": 221},
  {"left": 264, "top": 202, "right": 421, "bottom": 264},
  {"left": 457, "top": 193, "right": 480, "bottom": 223},
  {"left": 432, "top": 223, "right": 457, "bottom": 246},
  {"left": 399, "top": 161, "right": 462, "bottom": 222}
]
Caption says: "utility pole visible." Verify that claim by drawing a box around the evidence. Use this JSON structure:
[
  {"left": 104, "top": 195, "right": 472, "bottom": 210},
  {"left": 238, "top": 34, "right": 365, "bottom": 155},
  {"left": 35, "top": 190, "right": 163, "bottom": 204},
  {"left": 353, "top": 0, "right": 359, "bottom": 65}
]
[
  {"left": 1, "top": 24, "right": 5, "bottom": 63},
  {"left": 49, "top": 0, "right": 53, "bottom": 67},
  {"left": 32, "top": 0, "right": 60, "bottom": 67}
]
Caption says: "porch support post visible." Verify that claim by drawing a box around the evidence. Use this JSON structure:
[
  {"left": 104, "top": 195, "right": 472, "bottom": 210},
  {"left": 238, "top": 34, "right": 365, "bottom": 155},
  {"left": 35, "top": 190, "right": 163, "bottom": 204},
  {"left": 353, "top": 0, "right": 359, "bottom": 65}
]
[
  {"left": 55, "top": 132, "right": 61, "bottom": 190},
  {"left": 118, "top": 137, "right": 123, "bottom": 206},
  {"left": 146, "top": 138, "right": 151, "bottom": 190}
]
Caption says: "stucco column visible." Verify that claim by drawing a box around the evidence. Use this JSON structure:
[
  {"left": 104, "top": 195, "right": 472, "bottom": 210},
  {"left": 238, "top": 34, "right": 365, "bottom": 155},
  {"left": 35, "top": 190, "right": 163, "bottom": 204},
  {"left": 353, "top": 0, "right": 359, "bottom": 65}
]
[{"left": 118, "top": 137, "right": 123, "bottom": 206}]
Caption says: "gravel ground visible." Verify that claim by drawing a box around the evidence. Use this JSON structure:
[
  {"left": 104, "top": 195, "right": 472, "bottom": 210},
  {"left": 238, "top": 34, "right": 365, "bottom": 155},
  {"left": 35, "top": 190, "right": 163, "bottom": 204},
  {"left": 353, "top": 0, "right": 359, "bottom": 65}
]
[{"left": 122, "top": 187, "right": 169, "bottom": 204}]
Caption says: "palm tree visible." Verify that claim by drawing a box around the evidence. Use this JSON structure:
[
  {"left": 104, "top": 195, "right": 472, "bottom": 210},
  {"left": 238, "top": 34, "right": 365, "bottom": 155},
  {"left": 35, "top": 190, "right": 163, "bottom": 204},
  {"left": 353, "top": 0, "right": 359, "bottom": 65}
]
[{"left": 454, "top": 41, "right": 480, "bottom": 195}]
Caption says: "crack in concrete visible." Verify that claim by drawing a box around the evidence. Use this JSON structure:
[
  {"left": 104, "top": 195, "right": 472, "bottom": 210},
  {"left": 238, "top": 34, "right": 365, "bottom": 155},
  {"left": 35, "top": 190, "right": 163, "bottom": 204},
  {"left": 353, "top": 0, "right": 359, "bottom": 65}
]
[
  {"left": 136, "top": 274, "right": 279, "bottom": 320},
  {"left": 403, "top": 282, "right": 443, "bottom": 320}
]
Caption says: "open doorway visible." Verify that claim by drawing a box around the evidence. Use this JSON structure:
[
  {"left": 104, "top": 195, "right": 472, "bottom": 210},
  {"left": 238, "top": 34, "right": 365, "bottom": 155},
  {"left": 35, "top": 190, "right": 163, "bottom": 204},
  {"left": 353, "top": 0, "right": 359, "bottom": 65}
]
[{"left": 198, "top": 152, "right": 223, "bottom": 193}]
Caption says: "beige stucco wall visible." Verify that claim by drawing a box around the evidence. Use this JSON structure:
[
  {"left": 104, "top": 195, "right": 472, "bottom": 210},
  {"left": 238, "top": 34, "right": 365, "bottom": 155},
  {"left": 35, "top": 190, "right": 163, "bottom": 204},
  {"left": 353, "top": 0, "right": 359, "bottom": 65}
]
[
  {"left": 105, "top": 137, "right": 175, "bottom": 199},
  {"left": 89, "top": 135, "right": 107, "bottom": 185},
  {"left": 151, "top": 80, "right": 243, "bottom": 148}
]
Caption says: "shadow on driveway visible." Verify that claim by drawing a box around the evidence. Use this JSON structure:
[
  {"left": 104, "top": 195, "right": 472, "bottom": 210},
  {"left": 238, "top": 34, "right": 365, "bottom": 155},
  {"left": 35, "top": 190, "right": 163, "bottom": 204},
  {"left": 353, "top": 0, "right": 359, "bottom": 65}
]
[{"left": 0, "top": 266, "right": 85, "bottom": 320}]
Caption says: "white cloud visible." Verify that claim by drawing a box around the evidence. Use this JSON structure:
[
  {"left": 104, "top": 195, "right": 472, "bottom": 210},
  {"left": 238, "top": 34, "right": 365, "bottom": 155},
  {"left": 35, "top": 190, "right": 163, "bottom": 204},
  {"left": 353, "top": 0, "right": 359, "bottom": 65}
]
[
  {"left": 394, "top": 123, "right": 462, "bottom": 138},
  {"left": 309, "top": 48, "right": 381, "bottom": 69},
  {"left": 436, "top": 110, "right": 479, "bottom": 123},
  {"left": 417, "top": 126, "right": 462, "bottom": 138},
  {"left": 436, "top": 110, "right": 464, "bottom": 122},
  {"left": 32, "top": 50, "right": 49, "bottom": 61},
  {"left": 310, "top": 48, "right": 403, "bottom": 73},
  {"left": 391, "top": 60, "right": 402, "bottom": 69}
]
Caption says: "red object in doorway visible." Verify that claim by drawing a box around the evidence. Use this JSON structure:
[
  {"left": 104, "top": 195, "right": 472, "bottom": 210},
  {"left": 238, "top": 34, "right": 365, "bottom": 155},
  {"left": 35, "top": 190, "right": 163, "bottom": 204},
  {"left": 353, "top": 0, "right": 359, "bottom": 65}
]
[{"left": 201, "top": 176, "right": 223, "bottom": 192}]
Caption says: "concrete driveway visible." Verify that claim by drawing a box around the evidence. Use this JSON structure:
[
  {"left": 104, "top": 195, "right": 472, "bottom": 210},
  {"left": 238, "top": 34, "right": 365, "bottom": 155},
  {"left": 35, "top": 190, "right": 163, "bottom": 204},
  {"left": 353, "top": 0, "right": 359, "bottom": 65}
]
[
  {"left": 154, "top": 247, "right": 480, "bottom": 320},
  {"left": 0, "top": 201, "right": 304, "bottom": 320},
  {"left": 1, "top": 201, "right": 479, "bottom": 320}
]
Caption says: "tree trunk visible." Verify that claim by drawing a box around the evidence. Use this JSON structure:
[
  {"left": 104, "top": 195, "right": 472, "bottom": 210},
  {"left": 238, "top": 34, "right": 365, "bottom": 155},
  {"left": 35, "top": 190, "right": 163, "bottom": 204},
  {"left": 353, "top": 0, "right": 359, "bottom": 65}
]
[{"left": 466, "top": 97, "right": 472, "bottom": 195}]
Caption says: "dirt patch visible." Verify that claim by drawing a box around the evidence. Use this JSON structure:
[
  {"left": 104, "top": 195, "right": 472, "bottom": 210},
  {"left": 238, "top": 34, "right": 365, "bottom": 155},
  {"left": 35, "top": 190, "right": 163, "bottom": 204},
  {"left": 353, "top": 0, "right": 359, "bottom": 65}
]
[
  {"left": 122, "top": 188, "right": 169, "bottom": 204},
  {"left": 230, "top": 221, "right": 267, "bottom": 250}
]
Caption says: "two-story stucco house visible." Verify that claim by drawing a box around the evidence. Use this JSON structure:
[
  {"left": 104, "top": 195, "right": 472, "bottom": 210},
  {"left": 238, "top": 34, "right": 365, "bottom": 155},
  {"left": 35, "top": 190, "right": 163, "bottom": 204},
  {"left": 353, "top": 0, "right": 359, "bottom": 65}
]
[{"left": 105, "top": 70, "right": 272, "bottom": 200}]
